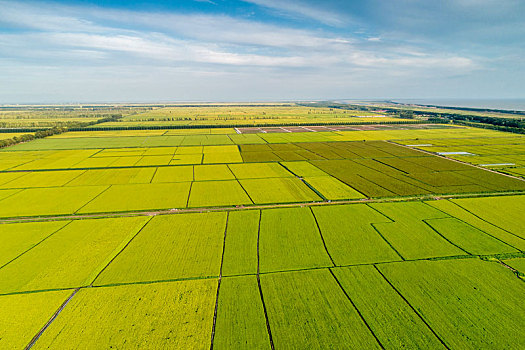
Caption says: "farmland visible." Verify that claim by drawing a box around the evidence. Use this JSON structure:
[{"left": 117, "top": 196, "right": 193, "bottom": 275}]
[{"left": 0, "top": 105, "right": 524, "bottom": 349}]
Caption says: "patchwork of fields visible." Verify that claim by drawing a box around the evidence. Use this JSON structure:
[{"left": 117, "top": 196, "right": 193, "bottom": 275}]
[
  {"left": 1, "top": 122, "right": 524, "bottom": 348},
  {"left": 1, "top": 126, "right": 524, "bottom": 218},
  {"left": 395, "top": 136, "right": 525, "bottom": 179},
  {"left": 95, "top": 105, "right": 396, "bottom": 127}
]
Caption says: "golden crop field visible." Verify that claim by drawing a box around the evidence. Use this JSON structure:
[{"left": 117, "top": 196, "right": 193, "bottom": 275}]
[{"left": 0, "top": 106, "right": 524, "bottom": 349}]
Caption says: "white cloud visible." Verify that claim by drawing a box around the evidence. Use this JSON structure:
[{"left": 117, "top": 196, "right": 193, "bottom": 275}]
[
  {"left": 242, "top": 0, "right": 348, "bottom": 27},
  {"left": 0, "top": 0, "right": 496, "bottom": 103},
  {"left": 0, "top": 0, "right": 109, "bottom": 32},
  {"left": 193, "top": 0, "right": 217, "bottom": 5}
]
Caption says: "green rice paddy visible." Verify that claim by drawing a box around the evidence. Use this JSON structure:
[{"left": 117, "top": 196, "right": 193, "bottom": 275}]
[{"left": 0, "top": 114, "right": 524, "bottom": 348}]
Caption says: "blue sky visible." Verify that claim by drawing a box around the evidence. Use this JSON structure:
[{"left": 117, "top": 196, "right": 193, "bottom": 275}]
[{"left": 0, "top": 0, "right": 523, "bottom": 103}]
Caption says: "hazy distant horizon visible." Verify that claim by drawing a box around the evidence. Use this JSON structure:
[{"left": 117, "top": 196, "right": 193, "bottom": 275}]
[
  {"left": 3, "top": 98, "right": 525, "bottom": 112},
  {"left": 391, "top": 99, "right": 525, "bottom": 112}
]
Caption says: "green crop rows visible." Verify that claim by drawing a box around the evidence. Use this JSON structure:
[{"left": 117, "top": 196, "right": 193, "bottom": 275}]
[{"left": 0, "top": 121, "right": 524, "bottom": 348}]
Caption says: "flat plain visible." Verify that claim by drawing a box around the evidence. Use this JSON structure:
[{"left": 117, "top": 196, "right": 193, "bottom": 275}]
[{"left": 0, "top": 105, "right": 523, "bottom": 349}]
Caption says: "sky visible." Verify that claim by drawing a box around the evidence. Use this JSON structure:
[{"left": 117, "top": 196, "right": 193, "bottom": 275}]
[{"left": 0, "top": 0, "right": 524, "bottom": 103}]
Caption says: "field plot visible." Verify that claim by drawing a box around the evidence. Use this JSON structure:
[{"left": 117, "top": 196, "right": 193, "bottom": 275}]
[
  {"left": 228, "top": 162, "right": 294, "bottom": 179},
  {"left": 0, "top": 188, "right": 20, "bottom": 201},
  {"left": 34, "top": 279, "right": 217, "bottom": 349},
  {"left": 448, "top": 195, "right": 525, "bottom": 239},
  {"left": 67, "top": 167, "right": 156, "bottom": 186},
  {"left": 0, "top": 290, "right": 72, "bottom": 349},
  {"left": 151, "top": 165, "right": 194, "bottom": 182},
  {"left": 194, "top": 164, "right": 235, "bottom": 181},
  {"left": 202, "top": 145, "right": 242, "bottom": 164},
  {"left": 378, "top": 259, "right": 525, "bottom": 349},
  {"left": 312, "top": 205, "right": 400, "bottom": 265},
  {"left": 240, "top": 177, "right": 321, "bottom": 204},
  {"left": 0, "top": 216, "right": 149, "bottom": 294},
  {"left": 95, "top": 148, "right": 147, "bottom": 157},
  {"left": 0, "top": 185, "right": 107, "bottom": 218},
  {"left": 259, "top": 207, "right": 332, "bottom": 272},
  {"left": 188, "top": 180, "right": 252, "bottom": 207},
  {"left": 333, "top": 265, "right": 445, "bottom": 349},
  {"left": 280, "top": 160, "right": 328, "bottom": 176},
  {"left": 214, "top": 276, "right": 271, "bottom": 349},
  {"left": 0, "top": 220, "right": 69, "bottom": 267},
  {"left": 370, "top": 202, "right": 465, "bottom": 259},
  {"left": 170, "top": 153, "right": 203, "bottom": 165},
  {"left": 222, "top": 210, "right": 260, "bottom": 276},
  {"left": 426, "top": 199, "right": 525, "bottom": 250},
  {"left": 0, "top": 170, "right": 84, "bottom": 189},
  {"left": 424, "top": 217, "right": 517, "bottom": 255},
  {"left": 261, "top": 269, "right": 381, "bottom": 349},
  {"left": 203, "top": 151, "right": 242, "bottom": 163},
  {"left": 94, "top": 212, "right": 226, "bottom": 285},
  {"left": 7, "top": 149, "right": 101, "bottom": 171},
  {"left": 135, "top": 155, "right": 173, "bottom": 166},
  {"left": 303, "top": 175, "right": 365, "bottom": 200},
  {"left": 396, "top": 136, "right": 525, "bottom": 178},
  {"left": 77, "top": 182, "right": 191, "bottom": 214}
]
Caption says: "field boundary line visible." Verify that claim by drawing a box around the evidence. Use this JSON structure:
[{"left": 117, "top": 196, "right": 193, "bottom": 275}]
[
  {"left": 373, "top": 265, "right": 450, "bottom": 349},
  {"left": 364, "top": 201, "right": 403, "bottom": 223},
  {"left": 185, "top": 181, "right": 194, "bottom": 208},
  {"left": 293, "top": 143, "right": 327, "bottom": 160},
  {"left": 256, "top": 210, "right": 275, "bottom": 350},
  {"left": 60, "top": 169, "right": 89, "bottom": 186},
  {"left": 73, "top": 184, "right": 112, "bottom": 214},
  {"left": 225, "top": 134, "right": 236, "bottom": 145},
  {"left": 356, "top": 159, "right": 433, "bottom": 195},
  {"left": 423, "top": 201, "right": 523, "bottom": 251},
  {"left": 25, "top": 287, "right": 80, "bottom": 350},
  {"left": 6, "top": 253, "right": 523, "bottom": 297},
  {"left": 309, "top": 207, "right": 336, "bottom": 266},
  {"left": 328, "top": 268, "right": 385, "bottom": 349},
  {"left": 0, "top": 220, "right": 74, "bottom": 271},
  {"left": 0, "top": 188, "right": 23, "bottom": 203},
  {"left": 495, "top": 259, "right": 525, "bottom": 281},
  {"left": 372, "top": 158, "right": 409, "bottom": 175},
  {"left": 422, "top": 219, "right": 472, "bottom": 255},
  {"left": 4, "top": 157, "right": 40, "bottom": 171},
  {"left": 446, "top": 200, "right": 525, "bottom": 244},
  {"left": 279, "top": 161, "right": 328, "bottom": 201},
  {"left": 354, "top": 173, "right": 397, "bottom": 196},
  {"left": 235, "top": 179, "right": 256, "bottom": 205},
  {"left": 86, "top": 275, "right": 219, "bottom": 291},
  {"left": 370, "top": 223, "right": 406, "bottom": 261},
  {"left": 149, "top": 167, "right": 159, "bottom": 183},
  {"left": 298, "top": 178, "right": 327, "bottom": 201},
  {"left": 210, "top": 212, "right": 229, "bottom": 350},
  {"left": 88, "top": 217, "right": 153, "bottom": 286}
]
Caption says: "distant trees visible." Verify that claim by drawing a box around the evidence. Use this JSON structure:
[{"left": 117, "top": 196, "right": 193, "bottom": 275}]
[{"left": 0, "top": 127, "right": 67, "bottom": 149}]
